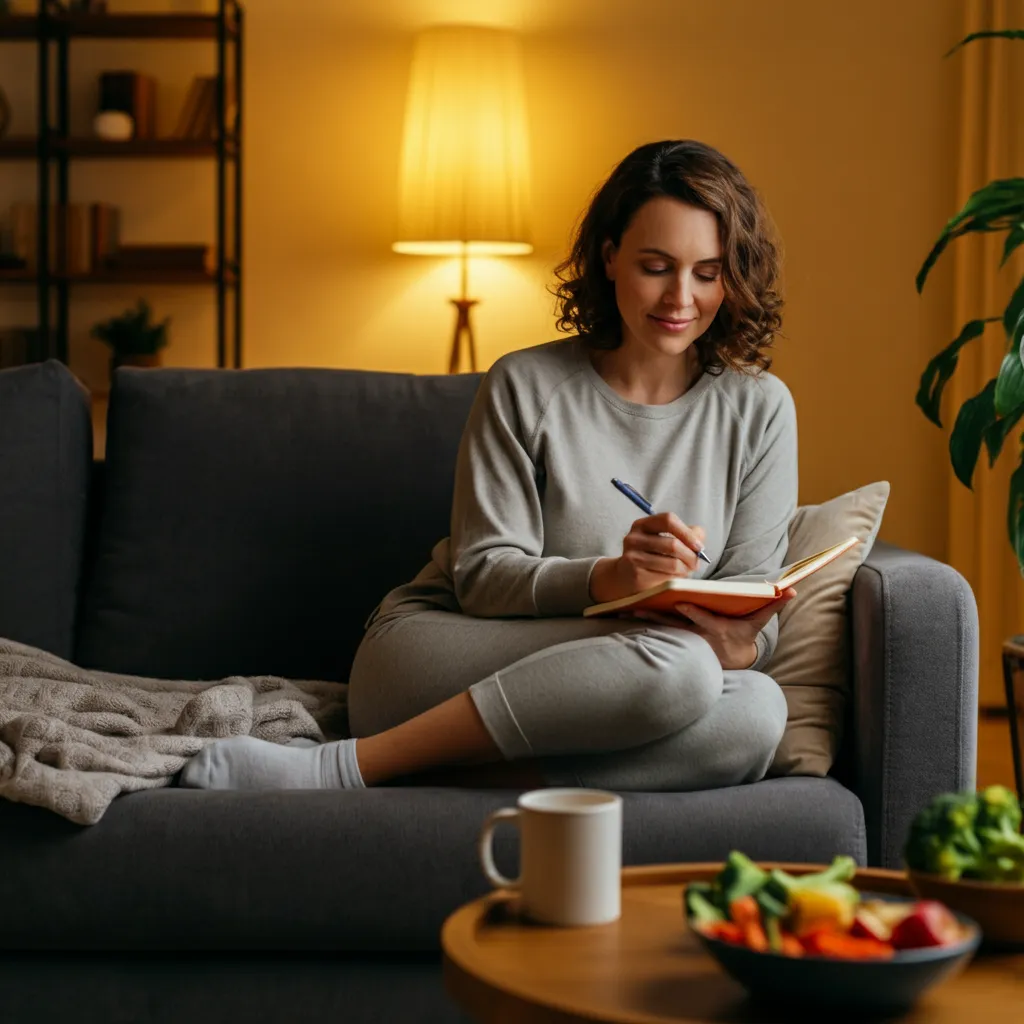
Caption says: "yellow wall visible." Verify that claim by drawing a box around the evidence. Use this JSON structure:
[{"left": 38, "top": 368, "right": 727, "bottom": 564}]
[{"left": 1, "top": 0, "right": 962, "bottom": 564}]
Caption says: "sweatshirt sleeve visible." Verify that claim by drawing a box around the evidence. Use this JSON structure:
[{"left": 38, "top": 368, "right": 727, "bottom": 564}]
[
  {"left": 449, "top": 359, "right": 602, "bottom": 617},
  {"left": 710, "top": 378, "right": 799, "bottom": 672}
]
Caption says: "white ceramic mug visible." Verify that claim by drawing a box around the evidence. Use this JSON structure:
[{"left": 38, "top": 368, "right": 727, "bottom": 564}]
[{"left": 477, "top": 788, "right": 622, "bottom": 926}]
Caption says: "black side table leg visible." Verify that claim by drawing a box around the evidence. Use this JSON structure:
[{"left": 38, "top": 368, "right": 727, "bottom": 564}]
[{"left": 1002, "top": 639, "right": 1024, "bottom": 799}]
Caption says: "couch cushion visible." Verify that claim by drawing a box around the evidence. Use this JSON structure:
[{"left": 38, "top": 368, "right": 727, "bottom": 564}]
[
  {"left": 0, "top": 361, "right": 92, "bottom": 660},
  {"left": 0, "top": 778, "right": 865, "bottom": 951},
  {"left": 75, "top": 367, "right": 482, "bottom": 682},
  {"left": 767, "top": 481, "right": 891, "bottom": 777}
]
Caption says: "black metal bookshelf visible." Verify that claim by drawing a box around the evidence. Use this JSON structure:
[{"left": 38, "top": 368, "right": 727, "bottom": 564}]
[{"left": 0, "top": 0, "right": 244, "bottom": 368}]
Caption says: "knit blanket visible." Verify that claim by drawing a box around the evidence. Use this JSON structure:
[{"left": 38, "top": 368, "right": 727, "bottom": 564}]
[{"left": 0, "top": 638, "right": 350, "bottom": 826}]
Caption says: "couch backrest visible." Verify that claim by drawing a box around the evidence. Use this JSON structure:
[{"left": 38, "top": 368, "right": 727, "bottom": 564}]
[
  {"left": 0, "top": 361, "right": 92, "bottom": 660},
  {"left": 74, "top": 366, "right": 482, "bottom": 682}
]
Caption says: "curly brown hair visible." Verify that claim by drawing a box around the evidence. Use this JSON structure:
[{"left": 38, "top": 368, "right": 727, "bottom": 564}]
[{"left": 551, "top": 140, "right": 783, "bottom": 375}]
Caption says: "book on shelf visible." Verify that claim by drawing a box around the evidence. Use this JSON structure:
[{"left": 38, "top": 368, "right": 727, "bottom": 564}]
[
  {"left": 172, "top": 75, "right": 236, "bottom": 140},
  {"left": 172, "top": 77, "right": 206, "bottom": 138},
  {"left": 8, "top": 201, "right": 91, "bottom": 274},
  {"left": 99, "top": 71, "right": 157, "bottom": 139},
  {"left": 103, "top": 244, "right": 214, "bottom": 273},
  {"left": 89, "top": 202, "right": 121, "bottom": 271},
  {"left": 582, "top": 535, "right": 862, "bottom": 619}
]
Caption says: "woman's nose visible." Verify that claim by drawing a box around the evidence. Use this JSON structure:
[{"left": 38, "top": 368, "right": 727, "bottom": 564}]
[{"left": 663, "top": 273, "right": 693, "bottom": 308}]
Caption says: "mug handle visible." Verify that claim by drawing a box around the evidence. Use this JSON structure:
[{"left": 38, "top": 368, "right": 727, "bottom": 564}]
[{"left": 478, "top": 807, "right": 521, "bottom": 889}]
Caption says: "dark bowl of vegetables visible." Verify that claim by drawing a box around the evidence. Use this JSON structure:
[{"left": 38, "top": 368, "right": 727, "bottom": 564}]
[
  {"left": 684, "top": 852, "right": 981, "bottom": 1012},
  {"left": 905, "top": 785, "right": 1024, "bottom": 948}
]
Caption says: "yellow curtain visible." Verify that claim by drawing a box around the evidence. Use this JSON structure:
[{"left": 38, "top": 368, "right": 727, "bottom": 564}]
[{"left": 949, "top": 0, "right": 1024, "bottom": 706}]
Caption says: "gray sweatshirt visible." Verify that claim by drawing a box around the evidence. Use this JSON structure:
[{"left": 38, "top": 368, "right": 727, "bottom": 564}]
[{"left": 385, "top": 337, "right": 798, "bottom": 674}]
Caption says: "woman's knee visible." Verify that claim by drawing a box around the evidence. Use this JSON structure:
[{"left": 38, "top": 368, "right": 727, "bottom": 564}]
[
  {"left": 730, "top": 671, "right": 788, "bottom": 780},
  {"left": 629, "top": 628, "right": 723, "bottom": 741},
  {"left": 346, "top": 616, "right": 417, "bottom": 737}
]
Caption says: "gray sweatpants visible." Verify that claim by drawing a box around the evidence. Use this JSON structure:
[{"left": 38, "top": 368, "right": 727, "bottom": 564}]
[{"left": 347, "top": 606, "right": 788, "bottom": 791}]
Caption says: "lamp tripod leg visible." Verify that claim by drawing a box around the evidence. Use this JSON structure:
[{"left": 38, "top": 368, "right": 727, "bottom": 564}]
[{"left": 448, "top": 299, "right": 480, "bottom": 374}]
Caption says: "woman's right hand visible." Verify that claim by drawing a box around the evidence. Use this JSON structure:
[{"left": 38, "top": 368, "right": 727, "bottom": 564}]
[{"left": 589, "top": 512, "right": 707, "bottom": 604}]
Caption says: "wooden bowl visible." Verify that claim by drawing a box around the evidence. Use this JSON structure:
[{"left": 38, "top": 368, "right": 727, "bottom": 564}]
[{"left": 908, "top": 870, "right": 1024, "bottom": 948}]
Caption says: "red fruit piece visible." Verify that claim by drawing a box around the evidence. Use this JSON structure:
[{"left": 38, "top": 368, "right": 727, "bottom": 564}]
[
  {"left": 889, "top": 901, "right": 962, "bottom": 950},
  {"left": 851, "top": 906, "right": 891, "bottom": 943}
]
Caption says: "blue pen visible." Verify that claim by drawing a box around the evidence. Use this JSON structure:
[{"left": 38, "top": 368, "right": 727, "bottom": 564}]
[{"left": 611, "top": 478, "right": 712, "bottom": 565}]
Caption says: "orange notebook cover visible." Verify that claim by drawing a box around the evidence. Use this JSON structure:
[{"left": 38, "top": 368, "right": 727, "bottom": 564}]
[{"left": 582, "top": 535, "right": 862, "bottom": 619}]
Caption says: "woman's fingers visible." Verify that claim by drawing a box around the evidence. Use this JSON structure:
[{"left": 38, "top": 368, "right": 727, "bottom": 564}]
[
  {"left": 627, "top": 523, "right": 698, "bottom": 572},
  {"left": 640, "top": 512, "right": 706, "bottom": 559}
]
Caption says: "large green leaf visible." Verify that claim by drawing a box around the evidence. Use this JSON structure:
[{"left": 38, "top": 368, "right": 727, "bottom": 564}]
[
  {"left": 984, "top": 402, "right": 1024, "bottom": 464},
  {"left": 1002, "top": 275, "right": 1024, "bottom": 343},
  {"left": 915, "top": 318, "right": 998, "bottom": 426},
  {"left": 995, "top": 351, "right": 1024, "bottom": 415},
  {"left": 950, "top": 379, "right": 998, "bottom": 488},
  {"left": 1008, "top": 445, "right": 1024, "bottom": 574},
  {"left": 1002, "top": 223, "right": 1024, "bottom": 267},
  {"left": 946, "top": 29, "right": 1024, "bottom": 58},
  {"left": 917, "top": 179, "right": 1024, "bottom": 292}
]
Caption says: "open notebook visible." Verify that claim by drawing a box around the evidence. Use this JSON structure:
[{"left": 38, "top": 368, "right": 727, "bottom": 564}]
[{"left": 583, "top": 535, "right": 862, "bottom": 619}]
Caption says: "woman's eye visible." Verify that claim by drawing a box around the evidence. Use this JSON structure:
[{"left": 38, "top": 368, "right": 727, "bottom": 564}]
[{"left": 642, "top": 266, "right": 719, "bottom": 283}]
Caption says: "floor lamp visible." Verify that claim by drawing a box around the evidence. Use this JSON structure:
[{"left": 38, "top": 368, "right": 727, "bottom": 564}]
[{"left": 392, "top": 24, "right": 533, "bottom": 373}]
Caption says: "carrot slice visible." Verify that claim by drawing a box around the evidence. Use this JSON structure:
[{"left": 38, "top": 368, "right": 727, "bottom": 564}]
[
  {"left": 729, "top": 896, "right": 768, "bottom": 952},
  {"left": 800, "top": 928, "right": 895, "bottom": 960},
  {"left": 697, "top": 921, "right": 744, "bottom": 943}
]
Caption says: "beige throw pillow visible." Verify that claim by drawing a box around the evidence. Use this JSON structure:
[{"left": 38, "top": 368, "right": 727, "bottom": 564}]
[{"left": 766, "top": 481, "right": 891, "bottom": 777}]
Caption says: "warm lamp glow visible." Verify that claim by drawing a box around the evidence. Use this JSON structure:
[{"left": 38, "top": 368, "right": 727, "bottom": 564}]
[
  {"left": 393, "top": 24, "right": 533, "bottom": 255},
  {"left": 393, "top": 241, "right": 533, "bottom": 256}
]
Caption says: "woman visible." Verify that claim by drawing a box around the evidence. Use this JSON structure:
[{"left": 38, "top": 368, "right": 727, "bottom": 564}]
[{"left": 182, "top": 139, "right": 797, "bottom": 793}]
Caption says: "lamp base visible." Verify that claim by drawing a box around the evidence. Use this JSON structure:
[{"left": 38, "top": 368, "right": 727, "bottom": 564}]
[{"left": 448, "top": 298, "right": 479, "bottom": 374}]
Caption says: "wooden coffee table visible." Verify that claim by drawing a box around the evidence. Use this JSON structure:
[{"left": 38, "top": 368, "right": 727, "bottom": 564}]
[{"left": 442, "top": 863, "right": 1024, "bottom": 1023}]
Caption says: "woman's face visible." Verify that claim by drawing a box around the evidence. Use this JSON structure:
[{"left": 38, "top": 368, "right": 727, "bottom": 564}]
[{"left": 602, "top": 197, "right": 726, "bottom": 360}]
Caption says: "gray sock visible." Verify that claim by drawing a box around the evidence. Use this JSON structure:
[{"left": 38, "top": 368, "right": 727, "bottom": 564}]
[{"left": 180, "top": 736, "right": 366, "bottom": 790}]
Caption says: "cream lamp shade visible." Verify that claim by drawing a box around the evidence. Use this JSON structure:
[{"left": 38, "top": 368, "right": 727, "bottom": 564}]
[{"left": 393, "top": 24, "right": 533, "bottom": 257}]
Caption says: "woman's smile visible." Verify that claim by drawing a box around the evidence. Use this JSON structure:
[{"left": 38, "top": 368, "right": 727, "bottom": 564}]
[{"left": 648, "top": 314, "right": 695, "bottom": 333}]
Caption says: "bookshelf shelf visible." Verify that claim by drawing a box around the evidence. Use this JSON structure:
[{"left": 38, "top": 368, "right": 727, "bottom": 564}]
[
  {"left": 60, "top": 14, "right": 229, "bottom": 41},
  {"left": 0, "top": 15, "right": 37, "bottom": 40},
  {"left": 0, "top": 136, "right": 239, "bottom": 160},
  {"left": 68, "top": 268, "right": 238, "bottom": 286},
  {"left": 1, "top": 269, "right": 238, "bottom": 286},
  {"left": 0, "top": 136, "right": 39, "bottom": 159},
  {"left": 4, "top": 1, "right": 244, "bottom": 369},
  {"left": 0, "top": 268, "right": 37, "bottom": 283},
  {"left": 0, "top": 12, "right": 239, "bottom": 42}
]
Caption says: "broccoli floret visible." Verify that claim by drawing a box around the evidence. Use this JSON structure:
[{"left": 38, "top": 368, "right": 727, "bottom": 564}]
[
  {"left": 970, "top": 785, "right": 1024, "bottom": 883},
  {"left": 684, "top": 884, "right": 725, "bottom": 925},
  {"left": 975, "top": 784, "right": 1022, "bottom": 832},
  {"left": 904, "top": 791, "right": 983, "bottom": 879},
  {"left": 761, "top": 856, "right": 859, "bottom": 909},
  {"left": 755, "top": 888, "right": 789, "bottom": 921},
  {"left": 713, "top": 851, "right": 769, "bottom": 912}
]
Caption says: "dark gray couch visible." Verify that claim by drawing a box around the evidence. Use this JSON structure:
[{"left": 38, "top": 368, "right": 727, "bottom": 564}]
[{"left": 0, "top": 360, "right": 978, "bottom": 1024}]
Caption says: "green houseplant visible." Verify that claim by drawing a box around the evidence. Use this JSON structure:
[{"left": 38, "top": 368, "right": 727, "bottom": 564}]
[
  {"left": 90, "top": 299, "right": 170, "bottom": 378},
  {"left": 917, "top": 29, "right": 1024, "bottom": 576}
]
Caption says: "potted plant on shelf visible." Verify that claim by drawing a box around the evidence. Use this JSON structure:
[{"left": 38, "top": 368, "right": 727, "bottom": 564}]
[{"left": 90, "top": 299, "right": 170, "bottom": 380}]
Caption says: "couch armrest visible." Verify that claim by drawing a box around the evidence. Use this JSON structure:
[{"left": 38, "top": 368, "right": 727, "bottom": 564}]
[
  {"left": 851, "top": 540, "right": 978, "bottom": 868},
  {"left": 0, "top": 361, "right": 92, "bottom": 659}
]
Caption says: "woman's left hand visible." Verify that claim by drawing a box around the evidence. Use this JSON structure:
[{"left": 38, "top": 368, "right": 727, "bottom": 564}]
[{"left": 628, "top": 587, "right": 797, "bottom": 670}]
